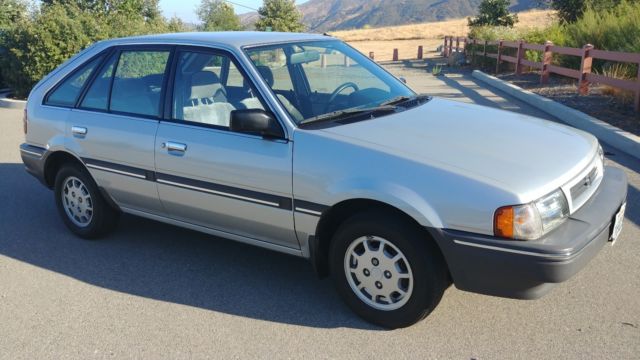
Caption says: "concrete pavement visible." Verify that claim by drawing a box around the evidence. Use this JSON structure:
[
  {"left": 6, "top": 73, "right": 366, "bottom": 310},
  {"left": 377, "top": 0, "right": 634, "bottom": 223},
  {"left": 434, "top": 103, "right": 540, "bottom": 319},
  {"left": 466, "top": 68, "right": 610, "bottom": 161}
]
[{"left": 0, "top": 69, "right": 639, "bottom": 359}]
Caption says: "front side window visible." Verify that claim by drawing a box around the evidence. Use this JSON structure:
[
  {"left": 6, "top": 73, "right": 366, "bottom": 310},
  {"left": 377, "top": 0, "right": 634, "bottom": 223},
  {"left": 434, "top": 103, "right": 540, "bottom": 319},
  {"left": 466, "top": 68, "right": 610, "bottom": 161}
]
[
  {"left": 172, "top": 51, "right": 265, "bottom": 127},
  {"left": 109, "top": 50, "right": 170, "bottom": 117},
  {"left": 46, "top": 55, "right": 103, "bottom": 107},
  {"left": 245, "top": 40, "right": 416, "bottom": 125}
]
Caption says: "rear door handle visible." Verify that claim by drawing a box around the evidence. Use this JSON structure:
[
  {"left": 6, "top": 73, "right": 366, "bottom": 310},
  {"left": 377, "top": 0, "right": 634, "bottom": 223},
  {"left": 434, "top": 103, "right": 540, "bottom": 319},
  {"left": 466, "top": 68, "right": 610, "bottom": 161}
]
[
  {"left": 71, "top": 126, "right": 87, "bottom": 137},
  {"left": 163, "top": 141, "right": 187, "bottom": 153}
]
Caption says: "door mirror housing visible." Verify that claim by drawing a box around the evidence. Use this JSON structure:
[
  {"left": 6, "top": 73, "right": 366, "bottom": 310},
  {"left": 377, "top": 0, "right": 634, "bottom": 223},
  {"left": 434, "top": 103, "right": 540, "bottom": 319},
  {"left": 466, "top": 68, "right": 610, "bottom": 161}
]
[{"left": 230, "top": 109, "right": 285, "bottom": 139}]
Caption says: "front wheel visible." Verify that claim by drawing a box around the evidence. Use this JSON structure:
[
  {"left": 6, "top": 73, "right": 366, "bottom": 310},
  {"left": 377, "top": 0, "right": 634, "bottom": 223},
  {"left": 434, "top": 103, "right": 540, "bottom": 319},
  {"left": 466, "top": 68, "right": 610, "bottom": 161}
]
[{"left": 329, "top": 211, "right": 447, "bottom": 328}]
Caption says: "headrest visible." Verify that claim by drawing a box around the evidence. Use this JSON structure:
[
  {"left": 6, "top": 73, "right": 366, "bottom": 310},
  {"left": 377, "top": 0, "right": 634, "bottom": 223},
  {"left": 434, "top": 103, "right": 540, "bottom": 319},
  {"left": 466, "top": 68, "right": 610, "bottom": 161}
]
[
  {"left": 256, "top": 66, "right": 274, "bottom": 87},
  {"left": 190, "top": 71, "right": 222, "bottom": 100}
]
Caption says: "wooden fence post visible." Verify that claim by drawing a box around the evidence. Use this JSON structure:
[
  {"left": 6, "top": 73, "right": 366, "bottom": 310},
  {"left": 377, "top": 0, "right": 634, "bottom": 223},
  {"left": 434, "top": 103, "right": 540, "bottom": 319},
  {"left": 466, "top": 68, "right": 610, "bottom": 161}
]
[
  {"left": 540, "top": 41, "right": 553, "bottom": 84},
  {"left": 496, "top": 40, "right": 503, "bottom": 74},
  {"left": 393, "top": 48, "right": 399, "bottom": 61},
  {"left": 472, "top": 39, "right": 477, "bottom": 65},
  {"left": 635, "top": 62, "right": 640, "bottom": 111},
  {"left": 369, "top": 51, "right": 374, "bottom": 60},
  {"left": 515, "top": 40, "right": 524, "bottom": 75},
  {"left": 443, "top": 37, "right": 448, "bottom": 57},
  {"left": 578, "top": 44, "right": 594, "bottom": 95},
  {"left": 417, "top": 46, "right": 423, "bottom": 60}
]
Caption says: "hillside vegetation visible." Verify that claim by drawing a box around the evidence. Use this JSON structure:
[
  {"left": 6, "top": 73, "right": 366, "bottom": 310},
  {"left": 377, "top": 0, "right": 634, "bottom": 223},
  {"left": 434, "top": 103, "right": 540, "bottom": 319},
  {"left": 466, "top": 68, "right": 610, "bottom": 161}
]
[
  {"left": 331, "top": 10, "right": 555, "bottom": 41},
  {"left": 330, "top": 10, "right": 555, "bottom": 61}
]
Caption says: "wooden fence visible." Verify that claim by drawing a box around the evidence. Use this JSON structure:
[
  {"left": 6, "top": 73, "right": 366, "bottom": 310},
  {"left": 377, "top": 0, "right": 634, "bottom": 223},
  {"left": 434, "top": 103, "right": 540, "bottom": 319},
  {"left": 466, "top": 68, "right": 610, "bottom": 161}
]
[{"left": 443, "top": 36, "right": 640, "bottom": 111}]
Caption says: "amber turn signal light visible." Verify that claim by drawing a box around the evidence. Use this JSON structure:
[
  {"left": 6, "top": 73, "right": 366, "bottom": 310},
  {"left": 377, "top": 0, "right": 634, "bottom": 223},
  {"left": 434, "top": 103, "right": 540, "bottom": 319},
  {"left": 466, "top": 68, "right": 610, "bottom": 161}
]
[{"left": 494, "top": 206, "right": 514, "bottom": 238}]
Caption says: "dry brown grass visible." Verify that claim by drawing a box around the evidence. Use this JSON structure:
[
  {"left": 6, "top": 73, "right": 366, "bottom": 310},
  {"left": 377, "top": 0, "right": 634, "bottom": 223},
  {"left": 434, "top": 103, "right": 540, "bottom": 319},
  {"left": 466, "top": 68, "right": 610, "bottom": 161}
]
[
  {"left": 331, "top": 10, "right": 556, "bottom": 61},
  {"left": 332, "top": 10, "right": 556, "bottom": 41}
]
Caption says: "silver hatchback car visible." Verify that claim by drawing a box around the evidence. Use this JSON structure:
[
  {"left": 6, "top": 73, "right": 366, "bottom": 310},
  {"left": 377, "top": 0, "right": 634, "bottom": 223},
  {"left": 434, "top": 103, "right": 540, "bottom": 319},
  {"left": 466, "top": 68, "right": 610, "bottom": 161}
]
[{"left": 20, "top": 32, "right": 627, "bottom": 328}]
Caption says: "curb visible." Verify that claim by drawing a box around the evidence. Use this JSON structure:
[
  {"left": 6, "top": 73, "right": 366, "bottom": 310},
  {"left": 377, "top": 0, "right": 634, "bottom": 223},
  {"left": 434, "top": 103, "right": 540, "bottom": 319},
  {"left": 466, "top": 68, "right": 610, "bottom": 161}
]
[
  {"left": 0, "top": 91, "right": 26, "bottom": 109},
  {"left": 471, "top": 70, "right": 640, "bottom": 160}
]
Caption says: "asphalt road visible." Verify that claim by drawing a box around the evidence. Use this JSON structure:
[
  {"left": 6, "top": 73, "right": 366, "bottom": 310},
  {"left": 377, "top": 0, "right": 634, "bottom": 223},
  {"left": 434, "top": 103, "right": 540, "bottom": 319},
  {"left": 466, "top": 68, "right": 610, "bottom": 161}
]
[{"left": 1, "top": 71, "right": 639, "bottom": 359}]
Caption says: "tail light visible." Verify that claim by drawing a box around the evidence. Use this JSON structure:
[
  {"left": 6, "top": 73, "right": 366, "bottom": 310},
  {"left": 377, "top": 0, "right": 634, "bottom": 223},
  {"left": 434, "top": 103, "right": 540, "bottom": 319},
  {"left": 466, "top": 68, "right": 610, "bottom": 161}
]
[{"left": 23, "top": 109, "right": 28, "bottom": 134}]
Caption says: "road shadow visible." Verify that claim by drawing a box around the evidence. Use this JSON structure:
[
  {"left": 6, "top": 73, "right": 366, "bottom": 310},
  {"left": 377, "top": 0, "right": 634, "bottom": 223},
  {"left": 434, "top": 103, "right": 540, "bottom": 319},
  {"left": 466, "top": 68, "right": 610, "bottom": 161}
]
[{"left": 0, "top": 163, "right": 378, "bottom": 330}]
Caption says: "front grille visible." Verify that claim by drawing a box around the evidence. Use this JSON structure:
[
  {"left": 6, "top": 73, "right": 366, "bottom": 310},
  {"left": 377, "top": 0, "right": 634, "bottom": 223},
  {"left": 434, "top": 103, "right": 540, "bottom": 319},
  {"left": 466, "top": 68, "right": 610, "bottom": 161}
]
[{"left": 570, "top": 166, "right": 598, "bottom": 207}]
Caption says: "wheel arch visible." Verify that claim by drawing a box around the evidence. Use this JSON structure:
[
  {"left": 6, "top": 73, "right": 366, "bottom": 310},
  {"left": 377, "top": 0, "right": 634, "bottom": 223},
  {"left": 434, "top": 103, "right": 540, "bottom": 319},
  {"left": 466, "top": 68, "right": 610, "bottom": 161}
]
[
  {"left": 43, "top": 150, "right": 120, "bottom": 211},
  {"left": 310, "top": 198, "right": 449, "bottom": 279},
  {"left": 43, "top": 150, "right": 86, "bottom": 188}
]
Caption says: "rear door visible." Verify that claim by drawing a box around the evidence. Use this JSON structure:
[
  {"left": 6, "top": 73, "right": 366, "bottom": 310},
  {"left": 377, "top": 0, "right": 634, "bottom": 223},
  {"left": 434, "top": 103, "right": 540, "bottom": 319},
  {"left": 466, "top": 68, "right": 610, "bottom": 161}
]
[
  {"left": 65, "top": 46, "right": 173, "bottom": 214},
  {"left": 154, "top": 47, "right": 298, "bottom": 250}
]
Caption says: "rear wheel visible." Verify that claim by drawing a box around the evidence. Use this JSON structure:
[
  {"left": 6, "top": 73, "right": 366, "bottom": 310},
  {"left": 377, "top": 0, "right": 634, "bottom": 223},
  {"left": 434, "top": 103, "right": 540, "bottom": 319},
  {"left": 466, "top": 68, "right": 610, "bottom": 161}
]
[
  {"left": 329, "top": 211, "right": 447, "bottom": 328},
  {"left": 54, "top": 164, "right": 119, "bottom": 239}
]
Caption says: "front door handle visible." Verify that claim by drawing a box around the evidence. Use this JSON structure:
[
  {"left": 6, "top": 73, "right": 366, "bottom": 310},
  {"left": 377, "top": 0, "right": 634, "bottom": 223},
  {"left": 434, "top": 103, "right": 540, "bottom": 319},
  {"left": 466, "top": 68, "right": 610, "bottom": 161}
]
[
  {"left": 71, "top": 126, "right": 87, "bottom": 137},
  {"left": 163, "top": 141, "right": 187, "bottom": 153}
]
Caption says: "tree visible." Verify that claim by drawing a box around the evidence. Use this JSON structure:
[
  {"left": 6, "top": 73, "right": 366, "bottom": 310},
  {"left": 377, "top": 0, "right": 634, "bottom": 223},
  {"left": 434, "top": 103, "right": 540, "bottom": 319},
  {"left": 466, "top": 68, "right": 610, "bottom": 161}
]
[
  {"left": 468, "top": 0, "right": 518, "bottom": 27},
  {"left": 142, "top": 0, "right": 164, "bottom": 25},
  {"left": 0, "top": 0, "right": 181, "bottom": 97},
  {"left": 0, "top": 0, "right": 26, "bottom": 32},
  {"left": 197, "top": 0, "right": 241, "bottom": 31},
  {"left": 539, "top": 0, "right": 631, "bottom": 23},
  {"left": 255, "top": 0, "right": 304, "bottom": 32}
]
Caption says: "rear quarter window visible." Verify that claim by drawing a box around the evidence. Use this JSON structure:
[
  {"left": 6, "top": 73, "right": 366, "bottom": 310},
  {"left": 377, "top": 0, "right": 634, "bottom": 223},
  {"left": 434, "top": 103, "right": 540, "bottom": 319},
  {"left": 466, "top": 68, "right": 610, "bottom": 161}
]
[{"left": 45, "top": 55, "right": 103, "bottom": 107}]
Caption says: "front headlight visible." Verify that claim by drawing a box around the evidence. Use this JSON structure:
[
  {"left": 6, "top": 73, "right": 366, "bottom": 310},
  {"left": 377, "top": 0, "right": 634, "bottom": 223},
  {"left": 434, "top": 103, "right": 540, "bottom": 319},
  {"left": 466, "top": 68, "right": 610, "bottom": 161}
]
[
  {"left": 597, "top": 144, "right": 605, "bottom": 165},
  {"left": 494, "top": 189, "right": 569, "bottom": 240}
]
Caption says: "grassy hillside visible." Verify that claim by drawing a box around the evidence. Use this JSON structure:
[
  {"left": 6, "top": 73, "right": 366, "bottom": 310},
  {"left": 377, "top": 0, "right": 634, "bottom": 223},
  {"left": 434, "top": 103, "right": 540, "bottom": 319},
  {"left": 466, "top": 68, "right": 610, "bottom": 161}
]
[{"left": 329, "top": 10, "right": 556, "bottom": 61}]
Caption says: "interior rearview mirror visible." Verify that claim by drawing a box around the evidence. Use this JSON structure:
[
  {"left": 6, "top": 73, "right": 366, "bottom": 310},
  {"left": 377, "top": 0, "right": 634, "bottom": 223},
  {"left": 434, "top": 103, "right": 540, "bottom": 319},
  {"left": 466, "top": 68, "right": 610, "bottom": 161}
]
[
  {"left": 289, "top": 50, "right": 321, "bottom": 65},
  {"left": 230, "top": 109, "right": 285, "bottom": 139}
]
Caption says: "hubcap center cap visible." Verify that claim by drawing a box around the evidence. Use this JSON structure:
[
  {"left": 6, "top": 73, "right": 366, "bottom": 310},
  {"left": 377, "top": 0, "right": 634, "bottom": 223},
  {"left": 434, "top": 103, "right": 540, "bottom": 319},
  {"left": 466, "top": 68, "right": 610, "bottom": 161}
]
[{"left": 370, "top": 267, "right": 383, "bottom": 280}]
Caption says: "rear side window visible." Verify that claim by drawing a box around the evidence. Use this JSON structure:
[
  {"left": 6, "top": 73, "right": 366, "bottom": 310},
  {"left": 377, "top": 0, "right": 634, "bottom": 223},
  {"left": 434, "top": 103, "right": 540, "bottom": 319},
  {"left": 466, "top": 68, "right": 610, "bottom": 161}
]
[
  {"left": 80, "top": 54, "right": 117, "bottom": 110},
  {"left": 110, "top": 50, "right": 170, "bottom": 117},
  {"left": 45, "top": 55, "right": 103, "bottom": 107}
]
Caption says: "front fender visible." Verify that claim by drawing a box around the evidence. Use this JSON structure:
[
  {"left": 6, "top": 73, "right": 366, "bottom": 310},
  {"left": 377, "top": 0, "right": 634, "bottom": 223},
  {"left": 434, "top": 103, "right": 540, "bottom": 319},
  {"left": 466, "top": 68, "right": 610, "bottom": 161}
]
[{"left": 326, "top": 177, "right": 443, "bottom": 228}]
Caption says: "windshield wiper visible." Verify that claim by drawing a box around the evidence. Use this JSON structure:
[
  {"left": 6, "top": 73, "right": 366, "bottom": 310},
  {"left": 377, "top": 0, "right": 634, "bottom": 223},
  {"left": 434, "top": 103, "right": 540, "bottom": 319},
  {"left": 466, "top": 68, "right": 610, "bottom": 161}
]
[
  {"left": 379, "top": 94, "right": 431, "bottom": 107},
  {"left": 299, "top": 105, "right": 398, "bottom": 126},
  {"left": 379, "top": 95, "right": 413, "bottom": 106}
]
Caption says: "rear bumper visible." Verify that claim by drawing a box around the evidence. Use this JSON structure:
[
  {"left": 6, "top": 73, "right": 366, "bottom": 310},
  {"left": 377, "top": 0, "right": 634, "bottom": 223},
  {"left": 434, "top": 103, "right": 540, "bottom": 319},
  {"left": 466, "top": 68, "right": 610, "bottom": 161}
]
[
  {"left": 20, "top": 143, "right": 48, "bottom": 186},
  {"left": 431, "top": 166, "right": 628, "bottom": 299}
]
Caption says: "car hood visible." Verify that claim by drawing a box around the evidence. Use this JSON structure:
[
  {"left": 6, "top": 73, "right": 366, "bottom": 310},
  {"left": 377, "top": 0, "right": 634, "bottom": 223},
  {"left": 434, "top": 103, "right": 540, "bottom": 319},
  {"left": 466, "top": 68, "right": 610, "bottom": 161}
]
[{"left": 316, "top": 98, "right": 598, "bottom": 201}]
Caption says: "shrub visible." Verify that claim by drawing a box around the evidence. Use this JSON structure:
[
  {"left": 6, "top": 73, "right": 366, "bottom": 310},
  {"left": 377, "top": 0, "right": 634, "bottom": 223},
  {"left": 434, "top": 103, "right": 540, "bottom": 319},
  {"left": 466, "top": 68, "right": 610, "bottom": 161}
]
[
  {"left": 0, "top": 1, "right": 184, "bottom": 98},
  {"left": 563, "top": 0, "right": 640, "bottom": 53}
]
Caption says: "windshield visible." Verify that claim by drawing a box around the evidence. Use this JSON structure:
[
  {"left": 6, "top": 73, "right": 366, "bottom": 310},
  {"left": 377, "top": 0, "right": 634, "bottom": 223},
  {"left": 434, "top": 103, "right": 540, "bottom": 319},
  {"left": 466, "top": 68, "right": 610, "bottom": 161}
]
[{"left": 244, "top": 40, "right": 415, "bottom": 124}]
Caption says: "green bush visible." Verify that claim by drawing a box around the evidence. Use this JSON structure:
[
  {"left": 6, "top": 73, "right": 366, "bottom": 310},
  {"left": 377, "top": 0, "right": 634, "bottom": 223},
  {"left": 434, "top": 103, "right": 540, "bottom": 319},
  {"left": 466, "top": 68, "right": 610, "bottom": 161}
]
[
  {"left": 563, "top": 0, "right": 640, "bottom": 53},
  {"left": 468, "top": 1, "right": 640, "bottom": 73},
  {"left": 0, "top": 1, "right": 186, "bottom": 98}
]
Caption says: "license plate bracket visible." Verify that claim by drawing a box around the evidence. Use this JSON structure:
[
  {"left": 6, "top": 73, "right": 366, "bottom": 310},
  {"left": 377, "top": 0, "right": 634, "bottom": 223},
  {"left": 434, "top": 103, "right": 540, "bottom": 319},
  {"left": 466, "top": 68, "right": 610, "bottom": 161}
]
[{"left": 609, "top": 202, "right": 626, "bottom": 244}]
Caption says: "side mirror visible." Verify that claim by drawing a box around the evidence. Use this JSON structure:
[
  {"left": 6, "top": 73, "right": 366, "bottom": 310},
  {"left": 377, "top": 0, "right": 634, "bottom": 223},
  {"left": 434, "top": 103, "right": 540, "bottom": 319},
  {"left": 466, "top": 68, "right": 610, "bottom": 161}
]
[
  {"left": 399, "top": 77, "right": 407, "bottom": 84},
  {"left": 230, "top": 109, "right": 285, "bottom": 139}
]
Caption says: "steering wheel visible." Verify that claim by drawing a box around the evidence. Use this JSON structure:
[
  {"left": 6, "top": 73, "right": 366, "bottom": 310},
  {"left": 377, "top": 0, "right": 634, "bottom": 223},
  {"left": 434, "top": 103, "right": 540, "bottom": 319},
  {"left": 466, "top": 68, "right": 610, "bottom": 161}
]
[{"left": 325, "top": 82, "right": 360, "bottom": 112}]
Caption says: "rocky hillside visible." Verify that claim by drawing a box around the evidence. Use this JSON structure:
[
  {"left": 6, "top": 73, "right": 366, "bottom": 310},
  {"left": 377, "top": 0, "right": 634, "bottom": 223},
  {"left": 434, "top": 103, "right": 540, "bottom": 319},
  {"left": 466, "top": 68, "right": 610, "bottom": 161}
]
[{"left": 241, "top": 0, "right": 540, "bottom": 32}]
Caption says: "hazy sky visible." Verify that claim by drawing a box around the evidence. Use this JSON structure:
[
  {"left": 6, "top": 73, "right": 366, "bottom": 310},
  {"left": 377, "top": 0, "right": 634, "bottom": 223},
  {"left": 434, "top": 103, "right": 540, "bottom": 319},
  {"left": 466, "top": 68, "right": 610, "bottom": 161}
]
[{"left": 160, "top": 0, "right": 309, "bottom": 24}]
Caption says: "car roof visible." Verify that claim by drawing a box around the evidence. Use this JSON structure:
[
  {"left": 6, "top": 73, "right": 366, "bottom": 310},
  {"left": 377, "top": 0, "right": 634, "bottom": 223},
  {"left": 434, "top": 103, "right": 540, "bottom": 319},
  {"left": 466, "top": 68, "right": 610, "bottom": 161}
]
[{"left": 105, "top": 31, "right": 333, "bottom": 49}]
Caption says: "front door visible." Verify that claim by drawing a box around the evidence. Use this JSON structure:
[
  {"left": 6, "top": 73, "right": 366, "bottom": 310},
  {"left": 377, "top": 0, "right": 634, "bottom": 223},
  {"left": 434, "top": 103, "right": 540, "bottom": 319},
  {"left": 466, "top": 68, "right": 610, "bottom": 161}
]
[{"left": 154, "top": 48, "right": 298, "bottom": 249}]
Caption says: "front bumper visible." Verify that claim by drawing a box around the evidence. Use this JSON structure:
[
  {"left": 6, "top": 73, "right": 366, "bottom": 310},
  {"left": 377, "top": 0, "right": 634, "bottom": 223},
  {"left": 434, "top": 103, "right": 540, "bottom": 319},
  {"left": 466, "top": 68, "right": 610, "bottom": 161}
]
[{"left": 431, "top": 166, "right": 628, "bottom": 299}]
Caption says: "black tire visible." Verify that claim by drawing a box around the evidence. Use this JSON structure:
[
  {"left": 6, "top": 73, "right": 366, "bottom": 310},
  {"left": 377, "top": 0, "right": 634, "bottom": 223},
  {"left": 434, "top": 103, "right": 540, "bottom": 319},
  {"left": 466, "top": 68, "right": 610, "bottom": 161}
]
[
  {"left": 54, "top": 163, "right": 119, "bottom": 239},
  {"left": 329, "top": 210, "right": 447, "bottom": 329}
]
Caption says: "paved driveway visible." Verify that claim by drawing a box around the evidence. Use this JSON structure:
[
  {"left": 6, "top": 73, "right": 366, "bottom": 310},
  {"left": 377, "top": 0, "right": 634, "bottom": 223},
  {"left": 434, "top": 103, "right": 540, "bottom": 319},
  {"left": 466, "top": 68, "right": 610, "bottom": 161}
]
[{"left": 1, "top": 67, "right": 639, "bottom": 359}]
